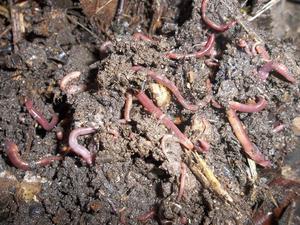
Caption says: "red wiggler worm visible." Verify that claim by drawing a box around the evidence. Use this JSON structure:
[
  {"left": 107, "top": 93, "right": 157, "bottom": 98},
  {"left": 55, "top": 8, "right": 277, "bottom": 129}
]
[
  {"left": 229, "top": 97, "right": 267, "bottom": 113},
  {"left": 226, "top": 109, "right": 271, "bottom": 167},
  {"left": 68, "top": 127, "right": 96, "bottom": 165},
  {"left": 25, "top": 98, "right": 58, "bottom": 131},
  {"left": 201, "top": 0, "right": 236, "bottom": 32},
  {"left": 136, "top": 90, "right": 194, "bottom": 150},
  {"left": 5, "top": 140, "right": 62, "bottom": 170},
  {"left": 166, "top": 34, "right": 215, "bottom": 60},
  {"left": 258, "top": 61, "right": 296, "bottom": 84}
]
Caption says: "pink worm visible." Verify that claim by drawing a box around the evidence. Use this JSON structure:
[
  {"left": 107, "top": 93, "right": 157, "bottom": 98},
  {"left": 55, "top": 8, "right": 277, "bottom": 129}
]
[
  {"left": 60, "top": 71, "right": 87, "bottom": 95},
  {"left": 25, "top": 99, "right": 58, "bottom": 131},
  {"left": 124, "top": 92, "right": 133, "bottom": 122},
  {"left": 137, "top": 208, "right": 156, "bottom": 222},
  {"left": 166, "top": 34, "right": 215, "bottom": 60},
  {"left": 272, "top": 124, "right": 286, "bottom": 133},
  {"left": 177, "top": 162, "right": 187, "bottom": 201},
  {"left": 204, "top": 58, "right": 220, "bottom": 67},
  {"left": 147, "top": 70, "right": 199, "bottom": 111},
  {"left": 132, "top": 66, "right": 198, "bottom": 111},
  {"left": 136, "top": 91, "right": 194, "bottom": 150},
  {"left": 252, "top": 211, "right": 273, "bottom": 225},
  {"left": 201, "top": 0, "right": 236, "bottom": 32},
  {"left": 237, "top": 39, "right": 252, "bottom": 56},
  {"left": 5, "top": 140, "right": 62, "bottom": 170},
  {"left": 195, "top": 139, "right": 210, "bottom": 153},
  {"left": 68, "top": 127, "right": 96, "bottom": 165},
  {"left": 229, "top": 97, "right": 267, "bottom": 113},
  {"left": 132, "top": 32, "right": 155, "bottom": 42},
  {"left": 226, "top": 109, "right": 271, "bottom": 167},
  {"left": 253, "top": 44, "right": 271, "bottom": 62},
  {"left": 258, "top": 61, "right": 296, "bottom": 84}
]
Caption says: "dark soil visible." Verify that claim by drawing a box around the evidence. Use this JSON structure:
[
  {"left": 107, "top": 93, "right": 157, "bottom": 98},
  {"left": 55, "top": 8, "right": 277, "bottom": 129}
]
[{"left": 0, "top": 0, "right": 299, "bottom": 225}]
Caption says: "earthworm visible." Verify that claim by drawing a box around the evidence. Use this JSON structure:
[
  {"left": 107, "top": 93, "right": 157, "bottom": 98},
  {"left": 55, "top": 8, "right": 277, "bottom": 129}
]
[
  {"left": 272, "top": 124, "right": 286, "bottom": 133},
  {"left": 123, "top": 92, "right": 133, "bottom": 122},
  {"left": 226, "top": 109, "right": 271, "bottom": 167},
  {"left": 180, "top": 216, "right": 188, "bottom": 225},
  {"left": 137, "top": 208, "right": 156, "bottom": 222},
  {"left": 107, "top": 128, "right": 119, "bottom": 139},
  {"left": 236, "top": 38, "right": 252, "bottom": 56},
  {"left": 252, "top": 211, "right": 273, "bottom": 225},
  {"left": 166, "top": 34, "right": 215, "bottom": 60},
  {"left": 36, "top": 155, "right": 63, "bottom": 167},
  {"left": 195, "top": 139, "right": 210, "bottom": 153},
  {"left": 147, "top": 70, "right": 199, "bottom": 111},
  {"left": 25, "top": 99, "right": 58, "bottom": 131},
  {"left": 253, "top": 44, "right": 270, "bottom": 62},
  {"left": 60, "top": 71, "right": 87, "bottom": 95},
  {"left": 204, "top": 58, "right": 219, "bottom": 67},
  {"left": 132, "top": 32, "right": 155, "bottom": 42},
  {"left": 136, "top": 91, "right": 194, "bottom": 150},
  {"left": 258, "top": 61, "right": 296, "bottom": 83},
  {"left": 177, "top": 162, "right": 187, "bottom": 201},
  {"left": 68, "top": 127, "right": 96, "bottom": 165},
  {"left": 268, "top": 177, "right": 300, "bottom": 187},
  {"left": 211, "top": 99, "right": 222, "bottom": 108},
  {"left": 5, "top": 140, "right": 62, "bottom": 170},
  {"left": 132, "top": 66, "right": 199, "bottom": 111},
  {"left": 229, "top": 97, "right": 267, "bottom": 113},
  {"left": 201, "top": 0, "right": 236, "bottom": 32}
]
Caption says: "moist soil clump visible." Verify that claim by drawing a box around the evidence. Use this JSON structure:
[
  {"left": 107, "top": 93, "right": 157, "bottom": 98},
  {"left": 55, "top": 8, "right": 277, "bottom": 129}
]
[{"left": 0, "top": 0, "right": 299, "bottom": 224}]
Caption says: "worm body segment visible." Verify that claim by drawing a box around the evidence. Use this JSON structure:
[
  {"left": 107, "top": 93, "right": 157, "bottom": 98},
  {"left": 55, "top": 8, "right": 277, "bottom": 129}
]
[
  {"left": 68, "top": 127, "right": 96, "bottom": 165},
  {"left": 132, "top": 66, "right": 199, "bottom": 111},
  {"left": 201, "top": 0, "right": 236, "bottom": 32},
  {"left": 136, "top": 91, "right": 194, "bottom": 150},
  {"left": 124, "top": 92, "right": 133, "bottom": 122},
  {"left": 177, "top": 162, "right": 187, "bottom": 201},
  {"left": 166, "top": 34, "right": 215, "bottom": 60},
  {"left": 229, "top": 97, "right": 267, "bottom": 113},
  {"left": 258, "top": 61, "right": 296, "bottom": 84},
  {"left": 5, "top": 140, "right": 30, "bottom": 170},
  {"left": 60, "top": 71, "right": 87, "bottom": 95},
  {"left": 25, "top": 99, "right": 58, "bottom": 131},
  {"left": 147, "top": 70, "right": 199, "bottom": 111},
  {"left": 5, "top": 140, "right": 62, "bottom": 170},
  {"left": 226, "top": 109, "right": 271, "bottom": 167}
]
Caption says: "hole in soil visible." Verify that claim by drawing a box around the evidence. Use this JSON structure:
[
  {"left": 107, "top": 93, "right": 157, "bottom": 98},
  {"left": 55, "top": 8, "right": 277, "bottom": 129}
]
[
  {"left": 176, "top": 0, "right": 193, "bottom": 26},
  {"left": 86, "top": 68, "right": 99, "bottom": 92},
  {"left": 150, "top": 167, "right": 169, "bottom": 180},
  {"left": 130, "top": 153, "right": 140, "bottom": 162},
  {"left": 145, "top": 154, "right": 163, "bottom": 166},
  {"left": 36, "top": 127, "right": 46, "bottom": 138}
]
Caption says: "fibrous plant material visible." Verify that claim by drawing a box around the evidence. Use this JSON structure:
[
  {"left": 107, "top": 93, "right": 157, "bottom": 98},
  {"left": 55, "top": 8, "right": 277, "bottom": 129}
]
[{"left": 188, "top": 152, "right": 233, "bottom": 203}]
